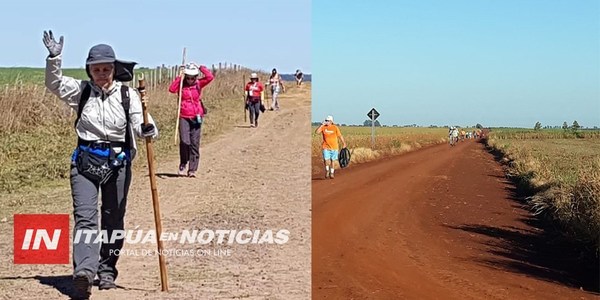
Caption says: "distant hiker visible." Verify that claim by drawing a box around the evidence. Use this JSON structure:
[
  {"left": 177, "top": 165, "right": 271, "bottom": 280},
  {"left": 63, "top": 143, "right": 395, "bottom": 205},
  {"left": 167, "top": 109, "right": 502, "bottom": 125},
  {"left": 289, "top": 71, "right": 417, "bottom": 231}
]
[
  {"left": 449, "top": 127, "right": 459, "bottom": 146},
  {"left": 43, "top": 30, "right": 159, "bottom": 299},
  {"left": 268, "top": 68, "right": 285, "bottom": 111},
  {"left": 315, "top": 115, "right": 346, "bottom": 179},
  {"left": 295, "top": 69, "right": 304, "bottom": 86},
  {"left": 168, "top": 62, "right": 214, "bottom": 177},
  {"left": 244, "top": 73, "right": 265, "bottom": 128}
]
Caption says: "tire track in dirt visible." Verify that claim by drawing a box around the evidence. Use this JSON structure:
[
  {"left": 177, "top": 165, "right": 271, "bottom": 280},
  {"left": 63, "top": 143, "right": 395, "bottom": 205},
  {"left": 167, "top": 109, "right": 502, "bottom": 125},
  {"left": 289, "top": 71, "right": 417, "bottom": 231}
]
[
  {"left": 312, "top": 140, "right": 597, "bottom": 300},
  {"left": 0, "top": 85, "right": 311, "bottom": 300}
]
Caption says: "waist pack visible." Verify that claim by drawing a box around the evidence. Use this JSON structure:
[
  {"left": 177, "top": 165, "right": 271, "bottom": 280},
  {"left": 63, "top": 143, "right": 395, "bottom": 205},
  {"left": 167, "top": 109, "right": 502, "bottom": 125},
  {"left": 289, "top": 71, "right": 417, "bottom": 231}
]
[
  {"left": 339, "top": 147, "right": 351, "bottom": 168},
  {"left": 73, "top": 145, "right": 128, "bottom": 184}
]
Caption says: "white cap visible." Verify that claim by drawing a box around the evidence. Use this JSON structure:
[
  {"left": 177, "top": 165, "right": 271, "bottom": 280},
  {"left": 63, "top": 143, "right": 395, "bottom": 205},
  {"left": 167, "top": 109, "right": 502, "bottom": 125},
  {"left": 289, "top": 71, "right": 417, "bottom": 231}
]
[
  {"left": 250, "top": 73, "right": 258, "bottom": 79},
  {"left": 326, "top": 115, "right": 334, "bottom": 122},
  {"left": 184, "top": 63, "right": 199, "bottom": 76}
]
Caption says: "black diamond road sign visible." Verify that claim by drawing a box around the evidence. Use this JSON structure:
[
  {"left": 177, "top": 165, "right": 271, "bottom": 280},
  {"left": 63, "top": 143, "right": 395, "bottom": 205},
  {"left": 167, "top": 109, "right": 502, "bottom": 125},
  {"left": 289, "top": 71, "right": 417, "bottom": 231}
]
[{"left": 367, "top": 108, "right": 380, "bottom": 120}]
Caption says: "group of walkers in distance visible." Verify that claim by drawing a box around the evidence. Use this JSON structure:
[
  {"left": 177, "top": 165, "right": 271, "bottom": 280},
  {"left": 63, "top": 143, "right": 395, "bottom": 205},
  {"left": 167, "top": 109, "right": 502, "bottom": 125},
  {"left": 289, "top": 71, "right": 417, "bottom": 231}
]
[
  {"left": 448, "top": 126, "right": 482, "bottom": 146},
  {"left": 243, "top": 67, "right": 302, "bottom": 127},
  {"left": 42, "top": 29, "right": 305, "bottom": 299}
]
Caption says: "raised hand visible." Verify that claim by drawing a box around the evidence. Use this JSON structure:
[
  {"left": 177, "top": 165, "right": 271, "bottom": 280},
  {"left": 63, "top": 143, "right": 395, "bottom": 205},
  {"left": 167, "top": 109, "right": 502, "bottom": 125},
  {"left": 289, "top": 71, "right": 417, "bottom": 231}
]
[{"left": 42, "top": 30, "right": 64, "bottom": 57}]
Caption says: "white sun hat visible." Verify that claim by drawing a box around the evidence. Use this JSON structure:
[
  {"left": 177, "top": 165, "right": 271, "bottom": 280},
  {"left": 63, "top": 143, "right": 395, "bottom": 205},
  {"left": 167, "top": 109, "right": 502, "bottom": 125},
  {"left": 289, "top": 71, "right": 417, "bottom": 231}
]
[
  {"left": 250, "top": 73, "right": 258, "bottom": 79},
  {"left": 184, "top": 63, "right": 200, "bottom": 76},
  {"left": 326, "top": 115, "right": 334, "bottom": 122}
]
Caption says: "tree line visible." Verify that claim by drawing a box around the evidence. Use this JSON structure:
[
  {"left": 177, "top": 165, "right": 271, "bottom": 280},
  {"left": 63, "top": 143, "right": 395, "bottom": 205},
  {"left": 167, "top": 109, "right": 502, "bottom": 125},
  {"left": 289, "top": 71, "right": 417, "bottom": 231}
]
[{"left": 533, "top": 120, "right": 599, "bottom": 131}]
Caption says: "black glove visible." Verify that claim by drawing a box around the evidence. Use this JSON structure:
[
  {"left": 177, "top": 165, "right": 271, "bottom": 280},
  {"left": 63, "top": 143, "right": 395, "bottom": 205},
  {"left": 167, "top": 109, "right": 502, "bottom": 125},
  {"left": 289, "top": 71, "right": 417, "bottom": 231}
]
[
  {"left": 141, "top": 123, "right": 156, "bottom": 138},
  {"left": 42, "top": 30, "right": 64, "bottom": 58}
]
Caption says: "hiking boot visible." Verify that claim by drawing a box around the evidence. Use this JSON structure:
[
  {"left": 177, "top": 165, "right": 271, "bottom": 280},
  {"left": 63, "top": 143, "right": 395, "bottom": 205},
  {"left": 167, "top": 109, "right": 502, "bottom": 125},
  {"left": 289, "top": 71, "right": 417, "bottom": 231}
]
[
  {"left": 98, "top": 273, "right": 117, "bottom": 290},
  {"left": 330, "top": 172, "right": 335, "bottom": 179},
  {"left": 325, "top": 172, "right": 330, "bottom": 179},
  {"left": 72, "top": 271, "right": 93, "bottom": 299},
  {"left": 178, "top": 165, "right": 186, "bottom": 176},
  {"left": 188, "top": 171, "right": 196, "bottom": 178},
  {"left": 250, "top": 124, "right": 255, "bottom": 128}
]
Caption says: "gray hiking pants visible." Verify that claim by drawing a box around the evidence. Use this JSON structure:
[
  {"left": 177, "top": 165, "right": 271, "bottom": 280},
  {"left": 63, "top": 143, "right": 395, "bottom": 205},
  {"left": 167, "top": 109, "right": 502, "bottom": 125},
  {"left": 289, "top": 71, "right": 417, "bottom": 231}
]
[
  {"left": 71, "top": 160, "right": 131, "bottom": 279},
  {"left": 179, "top": 117, "right": 202, "bottom": 172},
  {"left": 248, "top": 101, "right": 261, "bottom": 125}
]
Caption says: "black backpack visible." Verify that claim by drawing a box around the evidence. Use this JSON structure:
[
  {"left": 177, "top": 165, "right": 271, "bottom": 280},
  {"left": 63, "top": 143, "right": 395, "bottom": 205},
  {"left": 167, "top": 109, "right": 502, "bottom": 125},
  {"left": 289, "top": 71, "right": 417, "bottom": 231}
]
[
  {"left": 339, "top": 147, "right": 351, "bottom": 168},
  {"left": 75, "top": 83, "right": 132, "bottom": 147}
]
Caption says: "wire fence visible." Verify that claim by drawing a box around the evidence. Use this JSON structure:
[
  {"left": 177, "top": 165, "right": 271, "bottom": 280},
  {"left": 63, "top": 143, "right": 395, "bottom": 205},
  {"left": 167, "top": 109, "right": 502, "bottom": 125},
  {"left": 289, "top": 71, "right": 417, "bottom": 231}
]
[{"left": 132, "top": 62, "right": 255, "bottom": 91}]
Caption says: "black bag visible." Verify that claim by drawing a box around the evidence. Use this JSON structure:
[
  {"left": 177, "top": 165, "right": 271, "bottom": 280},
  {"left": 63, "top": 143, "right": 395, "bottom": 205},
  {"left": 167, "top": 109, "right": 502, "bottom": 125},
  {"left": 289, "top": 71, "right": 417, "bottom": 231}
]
[
  {"left": 194, "top": 81, "right": 208, "bottom": 114},
  {"left": 75, "top": 147, "right": 114, "bottom": 184},
  {"left": 201, "top": 101, "right": 208, "bottom": 114},
  {"left": 339, "top": 147, "right": 351, "bottom": 168},
  {"left": 259, "top": 103, "right": 266, "bottom": 113}
]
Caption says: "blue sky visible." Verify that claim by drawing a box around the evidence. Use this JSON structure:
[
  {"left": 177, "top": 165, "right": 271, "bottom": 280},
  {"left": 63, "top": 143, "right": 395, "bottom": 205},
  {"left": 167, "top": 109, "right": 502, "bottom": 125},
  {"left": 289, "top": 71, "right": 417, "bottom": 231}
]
[
  {"left": 0, "top": 0, "right": 310, "bottom": 74},
  {"left": 312, "top": 1, "right": 600, "bottom": 128}
]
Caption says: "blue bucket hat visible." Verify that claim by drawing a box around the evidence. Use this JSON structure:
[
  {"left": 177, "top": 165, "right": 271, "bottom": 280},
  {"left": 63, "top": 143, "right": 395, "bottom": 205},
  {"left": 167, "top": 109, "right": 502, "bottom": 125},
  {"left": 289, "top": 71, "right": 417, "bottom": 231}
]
[{"left": 85, "top": 44, "right": 137, "bottom": 82}]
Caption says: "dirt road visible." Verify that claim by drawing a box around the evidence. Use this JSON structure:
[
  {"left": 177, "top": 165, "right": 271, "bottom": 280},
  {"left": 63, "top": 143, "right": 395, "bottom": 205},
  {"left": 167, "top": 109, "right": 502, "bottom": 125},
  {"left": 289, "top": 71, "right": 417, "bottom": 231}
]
[
  {"left": 312, "top": 139, "right": 598, "bottom": 299},
  {"left": 0, "top": 85, "right": 311, "bottom": 299}
]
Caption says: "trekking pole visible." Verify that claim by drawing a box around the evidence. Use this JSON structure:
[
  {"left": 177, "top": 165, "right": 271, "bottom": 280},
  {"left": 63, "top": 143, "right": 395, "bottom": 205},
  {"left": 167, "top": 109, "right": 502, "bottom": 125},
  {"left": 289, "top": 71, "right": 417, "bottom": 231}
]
[
  {"left": 138, "top": 74, "right": 169, "bottom": 292},
  {"left": 243, "top": 74, "right": 247, "bottom": 123},
  {"left": 264, "top": 75, "right": 270, "bottom": 109},
  {"left": 174, "top": 47, "right": 186, "bottom": 146}
]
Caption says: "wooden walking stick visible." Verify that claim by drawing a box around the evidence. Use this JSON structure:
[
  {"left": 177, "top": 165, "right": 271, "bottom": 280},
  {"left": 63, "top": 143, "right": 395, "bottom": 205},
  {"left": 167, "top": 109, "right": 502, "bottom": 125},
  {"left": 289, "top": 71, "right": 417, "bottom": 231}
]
[
  {"left": 243, "top": 74, "right": 247, "bottom": 123},
  {"left": 263, "top": 75, "right": 270, "bottom": 110},
  {"left": 174, "top": 47, "right": 187, "bottom": 146},
  {"left": 138, "top": 74, "right": 169, "bottom": 292}
]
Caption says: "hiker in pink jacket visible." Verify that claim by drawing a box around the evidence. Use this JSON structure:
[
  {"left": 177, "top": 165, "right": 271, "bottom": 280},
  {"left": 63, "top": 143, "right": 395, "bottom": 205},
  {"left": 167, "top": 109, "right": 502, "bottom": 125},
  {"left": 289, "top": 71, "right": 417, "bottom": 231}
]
[{"left": 169, "top": 63, "right": 214, "bottom": 177}]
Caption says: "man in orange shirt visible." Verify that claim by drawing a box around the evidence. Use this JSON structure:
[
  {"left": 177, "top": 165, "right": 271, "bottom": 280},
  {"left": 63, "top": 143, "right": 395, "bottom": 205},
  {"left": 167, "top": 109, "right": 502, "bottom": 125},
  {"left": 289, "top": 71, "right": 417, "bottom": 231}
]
[{"left": 315, "top": 115, "right": 347, "bottom": 179}]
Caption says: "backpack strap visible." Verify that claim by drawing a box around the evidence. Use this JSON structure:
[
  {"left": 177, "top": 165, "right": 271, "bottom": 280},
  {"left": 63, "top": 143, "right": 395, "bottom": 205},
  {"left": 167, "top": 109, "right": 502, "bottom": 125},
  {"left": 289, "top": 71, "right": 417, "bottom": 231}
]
[
  {"left": 74, "top": 83, "right": 92, "bottom": 128},
  {"left": 120, "top": 85, "right": 132, "bottom": 150},
  {"left": 196, "top": 81, "right": 208, "bottom": 114}
]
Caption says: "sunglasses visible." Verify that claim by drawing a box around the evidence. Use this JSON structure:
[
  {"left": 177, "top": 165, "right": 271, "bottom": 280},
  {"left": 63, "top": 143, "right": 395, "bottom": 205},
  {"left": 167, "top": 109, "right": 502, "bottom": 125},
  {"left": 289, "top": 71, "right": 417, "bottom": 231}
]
[{"left": 185, "top": 76, "right": 197, "bottom": 80}]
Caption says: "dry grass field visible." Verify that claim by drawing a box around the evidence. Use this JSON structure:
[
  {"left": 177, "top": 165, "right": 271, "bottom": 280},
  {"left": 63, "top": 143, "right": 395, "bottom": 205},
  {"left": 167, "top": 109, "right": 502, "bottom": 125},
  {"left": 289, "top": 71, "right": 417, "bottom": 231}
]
[
  {"left": 487, "top": 129, "right": 600, "bottom": 249},
  {"left": 311, "top": 126, "right": 448, "bottom": 166}
]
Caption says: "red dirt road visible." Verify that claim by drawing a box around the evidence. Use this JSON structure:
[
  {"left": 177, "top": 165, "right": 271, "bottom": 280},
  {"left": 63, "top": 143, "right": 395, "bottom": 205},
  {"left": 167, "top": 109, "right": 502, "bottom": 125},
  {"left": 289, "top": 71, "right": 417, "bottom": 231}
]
[{"left": 312, "top": 140, "right": 598, "bottom": 299}]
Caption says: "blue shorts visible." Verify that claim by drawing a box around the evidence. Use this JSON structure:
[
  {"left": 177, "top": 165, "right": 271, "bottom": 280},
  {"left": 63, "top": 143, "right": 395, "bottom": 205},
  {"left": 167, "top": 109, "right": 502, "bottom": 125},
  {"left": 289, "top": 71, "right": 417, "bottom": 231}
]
[{"left": 322, "top": 149, "right": 339, "bottom": 161}]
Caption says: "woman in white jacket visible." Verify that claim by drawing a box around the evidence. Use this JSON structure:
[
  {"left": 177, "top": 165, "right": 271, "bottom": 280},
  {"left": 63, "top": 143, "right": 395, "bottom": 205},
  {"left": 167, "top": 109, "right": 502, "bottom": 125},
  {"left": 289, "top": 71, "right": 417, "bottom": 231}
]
[{"left": 43, "top": 30, "right": 158, "bottom": 299}]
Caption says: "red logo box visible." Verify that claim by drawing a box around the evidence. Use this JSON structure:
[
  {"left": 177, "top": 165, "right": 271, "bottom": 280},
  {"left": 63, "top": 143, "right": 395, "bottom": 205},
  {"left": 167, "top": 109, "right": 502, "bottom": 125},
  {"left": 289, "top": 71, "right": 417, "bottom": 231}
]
[{"left": 13, "top": 214, "right": 69, "bottom": 264}]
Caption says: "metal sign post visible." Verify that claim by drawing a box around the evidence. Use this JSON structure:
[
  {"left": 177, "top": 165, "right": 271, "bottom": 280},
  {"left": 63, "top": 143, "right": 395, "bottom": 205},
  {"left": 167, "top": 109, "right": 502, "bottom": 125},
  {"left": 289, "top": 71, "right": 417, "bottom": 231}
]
[
  {"left": 371, "top": 114, "right": 375, "bottom": 148},
  {"left": 367, "top": 108, "right": 380, "bottom": 149}
]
